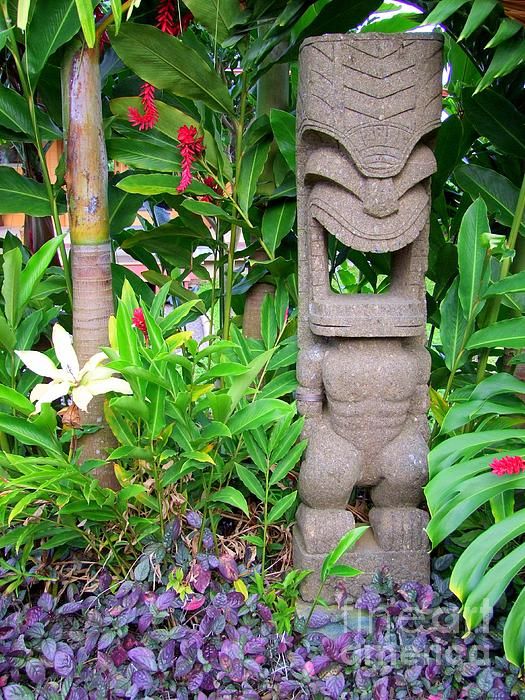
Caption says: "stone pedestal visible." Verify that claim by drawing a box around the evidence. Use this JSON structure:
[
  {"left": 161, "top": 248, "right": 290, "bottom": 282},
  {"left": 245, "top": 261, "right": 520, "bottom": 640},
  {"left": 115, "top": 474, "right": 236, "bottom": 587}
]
[{"left": 294, "top": 34, "right": 443, "bottom": 603}]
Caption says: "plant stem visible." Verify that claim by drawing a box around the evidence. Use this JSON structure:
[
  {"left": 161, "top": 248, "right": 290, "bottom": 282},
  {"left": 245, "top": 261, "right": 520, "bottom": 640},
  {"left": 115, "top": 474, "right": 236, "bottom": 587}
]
[
  {"left": 302, "top": 580, "right": 325, "bottom": 632},
  {"left": 261, "top": 457, "right": 270, "bottom": 579},
  {"left": 476, "top": 172, "right": 525, "bottom": 383},
  {"left": 223, "top": 71, "right": 249, "bottom": 340},
  {"left": 95, "top": 0, "right": 134, "bottom": 40}
]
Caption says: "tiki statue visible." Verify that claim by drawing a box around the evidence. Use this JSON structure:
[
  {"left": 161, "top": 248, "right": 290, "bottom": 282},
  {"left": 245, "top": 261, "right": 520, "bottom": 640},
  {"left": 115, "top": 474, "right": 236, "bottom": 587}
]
[{"left": 294, "top": 34, "right": 443, "bottom": 601}]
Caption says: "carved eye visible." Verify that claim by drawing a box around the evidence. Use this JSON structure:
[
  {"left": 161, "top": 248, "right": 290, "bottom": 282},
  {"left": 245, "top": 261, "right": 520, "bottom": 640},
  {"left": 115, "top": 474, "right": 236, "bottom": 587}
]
[{"left": 394, "top": 144, "right": 437, "bottom": 198}]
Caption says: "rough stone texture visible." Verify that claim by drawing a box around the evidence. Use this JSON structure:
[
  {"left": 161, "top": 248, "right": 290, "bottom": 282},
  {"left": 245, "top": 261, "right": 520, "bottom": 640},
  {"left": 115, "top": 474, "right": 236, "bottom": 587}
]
[{"left": 294, "top": 33, "right": 442, "bottom": 602}]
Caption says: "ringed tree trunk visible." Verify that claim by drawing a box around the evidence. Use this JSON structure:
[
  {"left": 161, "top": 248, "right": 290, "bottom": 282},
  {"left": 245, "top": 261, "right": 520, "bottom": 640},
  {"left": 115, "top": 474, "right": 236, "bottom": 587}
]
[{"left": 64, "top": 45, "right": 118, "bottom": 489}]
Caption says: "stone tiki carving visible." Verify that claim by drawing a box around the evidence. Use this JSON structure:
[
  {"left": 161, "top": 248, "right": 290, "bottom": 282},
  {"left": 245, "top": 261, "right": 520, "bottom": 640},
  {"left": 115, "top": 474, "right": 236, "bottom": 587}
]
[{"left": 294, "top": 33, "right": 443, "bottom": 601}]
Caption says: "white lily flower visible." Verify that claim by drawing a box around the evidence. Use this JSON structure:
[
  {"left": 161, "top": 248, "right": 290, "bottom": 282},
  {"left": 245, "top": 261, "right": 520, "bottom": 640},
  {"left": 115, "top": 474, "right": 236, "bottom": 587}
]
[{"left": 16, "top": 324, "right": 132, "bottom": 413}]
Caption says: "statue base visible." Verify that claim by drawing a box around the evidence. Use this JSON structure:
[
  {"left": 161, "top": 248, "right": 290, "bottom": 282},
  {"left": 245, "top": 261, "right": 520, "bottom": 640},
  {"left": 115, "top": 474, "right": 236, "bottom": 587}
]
[{"left": 293, "top": 527, "right": 429, "bottom": 603}]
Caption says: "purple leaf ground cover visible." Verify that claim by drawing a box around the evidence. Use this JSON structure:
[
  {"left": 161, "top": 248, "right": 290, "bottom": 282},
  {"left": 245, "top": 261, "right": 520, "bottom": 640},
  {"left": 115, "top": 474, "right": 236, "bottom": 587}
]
[{"left": 0, "top": 520, "right": 524, "bottom": 699}]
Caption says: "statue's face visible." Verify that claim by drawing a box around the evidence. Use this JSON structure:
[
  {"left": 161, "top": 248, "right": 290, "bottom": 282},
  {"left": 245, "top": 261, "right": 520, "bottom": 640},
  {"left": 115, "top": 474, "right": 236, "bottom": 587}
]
[{"left": 305, "top": 141, "right": 436, "bottom": 253}]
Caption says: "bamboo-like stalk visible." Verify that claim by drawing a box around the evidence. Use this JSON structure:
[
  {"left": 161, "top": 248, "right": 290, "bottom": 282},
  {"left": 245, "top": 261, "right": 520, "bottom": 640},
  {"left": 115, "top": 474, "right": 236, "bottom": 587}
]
[{"left": 64, "top": 45, "right": 118, "bottom": 489}]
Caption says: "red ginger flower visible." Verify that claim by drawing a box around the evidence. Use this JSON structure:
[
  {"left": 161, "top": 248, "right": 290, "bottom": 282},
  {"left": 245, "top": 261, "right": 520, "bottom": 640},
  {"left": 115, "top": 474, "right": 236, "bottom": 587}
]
[
  {"left": 199, "top": 175, "right": 223, "bottom": 202},
  {"left": 128, "top": 83, "right": 159, "bottom": 131},
  {"left": 490, "top": 455, "right": 525, "bottom": 476},
  {"left": 131, "top": 308, "right": 149, "bottom": 342},
  {"left": 177, "top": 125, "right": 205, "bottom": 193},
  {"left": 127, "top": 3, "right": 193, "bottom": 130}
]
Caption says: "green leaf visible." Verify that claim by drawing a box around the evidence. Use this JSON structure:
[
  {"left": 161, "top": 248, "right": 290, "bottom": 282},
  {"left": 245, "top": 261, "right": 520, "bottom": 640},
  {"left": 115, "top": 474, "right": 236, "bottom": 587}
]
[
  {"left": 181, "top": 199, "right": 229, "bottom": 219},
  {"left": 459, "top": 0, "right": 498, "bottom": 41},
  {"left": 428, "top": 428, "right": 525, "bottom": 477},
  {"left": 25, "top": 0, "right": 80, "bottom": 78},
  {"left": 270, "top": 109, "right": 295, "bottom": 172},
  {"left": 462, "top": 90, "right": 525, "bottom": 159},
  {"left": 0, "top": 313, "right": 16, "bottom": 352},
  {"left": 0, "top": 415, "right": 61, "bottom": 455},
  {"left": 262, "top": 201, "right": 296, "bottom": 258},
  {"left": 504, "top": 585, "right": 525, "bottom": 667},
  {"left": 269, "top": 439, "right": 307, "bottom": 486},
  {"left": 228, "top": 398, "right": 291, "bottom": 435},
  {"left": 457, "top": 198, "right": 489, "bottom": 319},
  {"left": 74, "top": 0, "right": 95, "bottom": 47},
  {"left": 326, "top": 564, "right": 363, "bottom": 578},
  {"left": 199, "top": 362, "right": 248, "bottom": 382},
  {"left": 17, "top": 0, "right": 32, "bottom": 30},
  {"left": 110, "top": 24, "right": 233, "bottom": 115},
  {"left": 0, "top": 86, "right": 61, "bottom": 140},
  {"left": 226, "top": 348, "right": 275, "bottom": 413},
  {"left": 117, "top": 174, "right": 181, "bottom": 196},
  {"left": 320, "top": 526, "right": 369, "bottom": 582},
  {"left": 0, "top": 386, "right": 34, "bottom": 415},
  {"left": 475, "top": 38, "right": 525, "bottom": 93},
  {"left": 440, "top": 278, "right": 468, "bottom": 371},
  {"left": 235, "top": 463, "right": 266, "bottom": 501},
  {"left": 0, "top": 167, "right": 53, "bottom": 216},
  {"left": 471, "top": 372, "right": 525, "bottom": 401},
  {"left": 467, "top": 318, "right": 525, "bottom": 349},
  {"left": 19, "top": 235, "right": 64, "bottom": 311},
  {"left": 455, "top": 164, "right": 525, "bottom": 234},
  {"left": 485, "top": 17, "right": 521, "bottom": 48},
  {"left": 106, "top": 138, "right": 181, "bottom": 172},
  {"left": 111, "top": 0, "right": 122, "bottom": 33},
  {"left": 209, "top": 486, "right": 249, "bottom": 516},
  {"left": 292, "top": 0, "right": 382, "bottom": 44},
  {"left": 484, "top": 271, "right": 525, "bottom": 297},
  {"left": 259, "top": 370, "right": 297, "bottom": 400},
  {"left": 441, "top": 397, "right": 524, "bottom": 434},
  {"left": 2, "top": 247, "right": 22, "bottom": 327},
  {"left": 423, "top": 0, "right": 470, "bottom": 25},
  {"left": 237, "top": 141, "right": 271, "bottom": 214},
  {"left": 108, "top": 183, "right": 144, "bottom": 235},
  {"left": 267, "top": 490, "right": 297, "bottom": 524},
  {"left": 261, "top": 292, "right": 277, "bottom": 350},
  {"left": 183, "top": 0, "right": 243, "bottom": 44}
]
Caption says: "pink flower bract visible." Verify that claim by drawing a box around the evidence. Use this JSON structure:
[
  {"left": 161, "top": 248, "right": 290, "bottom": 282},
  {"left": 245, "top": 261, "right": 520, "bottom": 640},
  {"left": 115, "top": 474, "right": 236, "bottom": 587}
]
[
  {"left": 131, "top": 308, "right": 149, "bottom": 343},
  {"left": 490, "top": 455, "right": 525, "bottom": 476},
  {"left": 176, "top": 125, "right": 205, "bottom": 193}
]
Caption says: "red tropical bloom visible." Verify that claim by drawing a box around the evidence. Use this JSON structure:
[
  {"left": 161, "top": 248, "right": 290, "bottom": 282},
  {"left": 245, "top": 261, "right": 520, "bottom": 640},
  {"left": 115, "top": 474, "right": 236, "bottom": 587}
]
[
  {"left": 128, "top": 3, "right": 193, "bottom": 130},
  {"left": 490, "top": 455, "right": 525, "bottom": 476},
  {"left": 128, "top": 83, "right": 159, "bottom": 131},
  {"left": 177, "top": 125, "right": 205, "bottom": 193},
  {"left": 131, "top": 308, "right": 149, "bottom": 342},
  {"left": 199, "top": 175, "right": 223, "bottom": 202}
]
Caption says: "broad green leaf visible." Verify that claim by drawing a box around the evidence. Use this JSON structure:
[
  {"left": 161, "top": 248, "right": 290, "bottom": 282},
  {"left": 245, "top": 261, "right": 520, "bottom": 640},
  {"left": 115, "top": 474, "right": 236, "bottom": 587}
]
[
  {"left": 450, "top": 509, "right": 525, "bottom": 604},
  {"left": 467, "top": 318, "right": 525, "bottom": 349},
  {"left": 270, "top": 414, "right": 304, "bottom": 462},
  {"left": 471, "top": 372, "right": 525, "bottom": 400},
  {"left": 455, "top": 164, "right": 525, "bottom": 234},
  {"left": 237, "top": 141, "right": 271, "bottom": 214},
  {"left": 228, "top": 398, "right": 291, "bottom": 435},
  {"left": 0, "top": 415, "right": 61, "bottom": 455},
  {"left": 209, "top": 486, "right": 249, "bottom": 516},
  {"left": 423, "top": 0, "right": 470, "bottom": 25},
  {"left": 326, "top": 564, "right": 363, "bottom": 578},
  {"left": 428, "top": 429, "right": 525, "bottom": 477},
  {"left": 74, "top": 0, "right": 96, "bottom": 47},
  {"left": 235, "top": 463, "right": 265, "bottom": 501},
  {"left": 267, "top": 490, "right": 297, "bottom": 524},
  {"left": 199, "top": 362, "right": 248, "bottom": 382},
  {"left": 440, "top": 397, "right": 524, "bottom": 434},
  {"left": 182, "top": 199, "right": 229, "bottom": 219},
  {"left": 475, "top": 38, "right": 525, "bottom": 93},
  {"left": 463, "top": 541, "right": 525, "bottom": 629},
  {"left": 459, "top": 0, "right": 498, "bottom": 41},
  {"left": 159, "top": 299, "right": 205, "bottom": 333},
  {"left": 259, "top": 370, "right": 298, "bottom": 400},
  {"left": 462, "top": 90, "right": 525, "bottom": 159},
  {"left": 270, "top": 109, "right": 295, "bottom": 172},
  {"left": 19, "top": 235, "right": 64, "bottom": 311},
  {"left": 117, "top": 174, "right": 181, "bottom": 196},
  {"left": 104, "top": 402, "right": 135, "bottom": 446},
  {"left": 108, "top": 183, "right": 144, "bottom": 235},
  {"left": 0, "top": 167, "right": 53, "bottom": 216},
  {"left": 439, "top": 278, "right": 468, "bottom": 371},
  {"left": 0, "top": 386, "right": 34, "bottom": 415},
  {"left": 25, "top": 0, "right": 80, "bottom": 79},
  {"left": 110, "top": 24, "right": 233, "bottom": 114},
  {"left": 262, "top": 201, "right": 296, "bottom": 258},
  {"left": 457, "top": 198, "right": 490, "bottom": 319},
  {"left": 106, "top": 138, "right": 181, "bottom": 172},
  {"left": 261, "top": 293, "right": 277, "bottom": 350},
  {"left": 0, "top": 313, "right": 16, "bottom": 352},
  {"left": 2, "top": 247, "right": 22, "bottom": 327},
  {"left": 0, "top": 86, "right": 61, "bottom": 140},
  {"left": 503, "top": 585, "right": 525, "bottom": 667},
  {"left": 184, "top": 0, "right": 243, "bottom": 44},
  {"left": 485, "top": 271, "right": 525, "bottom": 297},
  {"left": 320, "top": 526, "right": 369, "bottom": 582}
]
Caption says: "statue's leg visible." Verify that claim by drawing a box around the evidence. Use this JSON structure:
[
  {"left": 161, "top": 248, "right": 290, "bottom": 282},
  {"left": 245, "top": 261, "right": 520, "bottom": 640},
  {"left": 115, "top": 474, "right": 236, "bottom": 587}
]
[
  {"left": 295, "top": 414, "right": 361, "bottom": 556},
  {"left": 369, "top": 426, "right": 429, "bottom": 552}
]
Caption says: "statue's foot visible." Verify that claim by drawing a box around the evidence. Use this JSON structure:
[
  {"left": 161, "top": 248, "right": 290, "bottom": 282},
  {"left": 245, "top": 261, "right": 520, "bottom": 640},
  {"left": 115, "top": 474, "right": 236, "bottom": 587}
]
[
  {"left": 295, "top": 503, "right": 355, "bottom": 555},
  {"left": 369, "top": 507, "right": 429, "bottom": 552}
]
